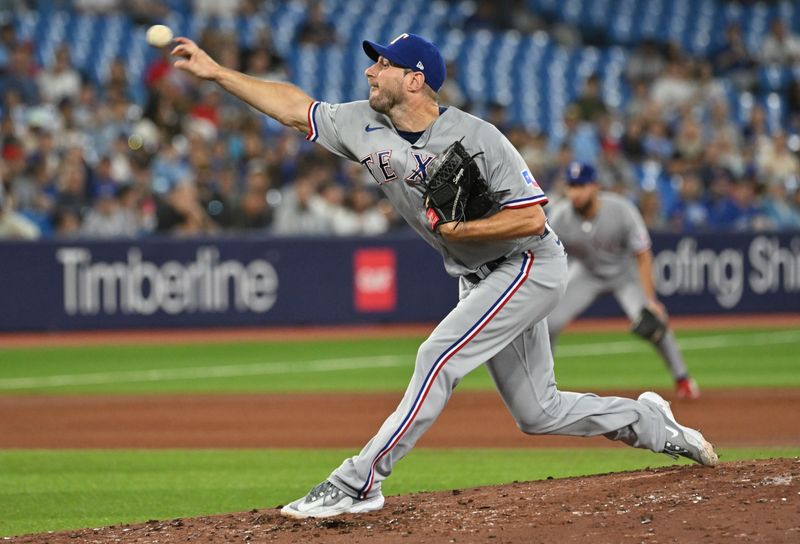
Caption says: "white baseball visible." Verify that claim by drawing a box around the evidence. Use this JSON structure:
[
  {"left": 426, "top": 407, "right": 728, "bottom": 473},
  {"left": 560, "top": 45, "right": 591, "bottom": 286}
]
[{"left": 146, "top": 24, "right": 173, "bottom": 48}]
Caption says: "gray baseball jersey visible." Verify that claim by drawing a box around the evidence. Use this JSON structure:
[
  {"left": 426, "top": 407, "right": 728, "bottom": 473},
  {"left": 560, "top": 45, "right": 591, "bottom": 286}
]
[
  {"left": 307, "top": 101, "right": 547, "bottom": 276},
  {"left": 546, "top": 191, "right": 689, "bottom": 380},
  {"left": 547, "top": 192, "right": 651, "bottom": 280},
  {"left": 303, "top": 100, "right": 675, "bottom": 500}
]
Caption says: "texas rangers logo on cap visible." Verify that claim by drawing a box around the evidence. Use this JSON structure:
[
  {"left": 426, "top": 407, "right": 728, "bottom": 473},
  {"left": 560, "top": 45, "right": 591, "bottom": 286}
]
[
  {"left": 566, "top": 162, "right": 597, "bottom": 185},
  {"left": 362, "top": 33, "right": 447, "bottom": 92}
]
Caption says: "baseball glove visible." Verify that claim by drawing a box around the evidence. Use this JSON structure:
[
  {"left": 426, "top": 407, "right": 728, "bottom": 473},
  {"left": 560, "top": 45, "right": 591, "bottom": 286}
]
[
  {"left": 421, "top": 140, "right": 503, "bottom": 231},
  {"left": 631, "top": 306, "right": 667, "bottom": 343}
]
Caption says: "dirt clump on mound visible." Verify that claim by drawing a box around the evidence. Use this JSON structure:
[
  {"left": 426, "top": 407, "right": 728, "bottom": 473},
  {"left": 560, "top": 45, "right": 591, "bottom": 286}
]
[{"left": 10, "top": 458, "right": 799, "bottom": 543}]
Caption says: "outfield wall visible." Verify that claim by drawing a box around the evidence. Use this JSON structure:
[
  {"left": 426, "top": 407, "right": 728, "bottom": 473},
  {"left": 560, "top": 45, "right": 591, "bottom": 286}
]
[{"left": 0, "top": 231, "right": 798, "bottom": 331}]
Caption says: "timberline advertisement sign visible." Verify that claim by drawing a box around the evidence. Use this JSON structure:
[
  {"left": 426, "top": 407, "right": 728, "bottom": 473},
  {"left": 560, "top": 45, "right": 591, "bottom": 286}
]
[{"left": 0, "top": 232, "right": 797, "bottom": 331}]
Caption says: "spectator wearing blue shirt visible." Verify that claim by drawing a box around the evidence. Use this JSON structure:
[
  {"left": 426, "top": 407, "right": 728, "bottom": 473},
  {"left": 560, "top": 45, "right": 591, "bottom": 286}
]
[
  {"left": 151, "top": 142, "right": 192, "bottom": 195},
  {"left": 710, "top": 23, "right": 757, "bottom": 91},
  {"left": 708, "top": 178, "right": 763, "bottom": 231},
  {"left": 551, "top": 105, "right": 601, "bottom": 165},
  {"left": 667, "top": 172, "right": 710, "bottom": 232},
  {"left": 0, "top": 23, "right": 15, "bottom": 72},
  {"left": 0, "top": 44, "right": 40, "bottom": 105},
  {"left": 643, "top": 119, "right": 675, "bottom": 160},
  {"left": 761, "top": 181, "right": 800, "bottom": 230}
]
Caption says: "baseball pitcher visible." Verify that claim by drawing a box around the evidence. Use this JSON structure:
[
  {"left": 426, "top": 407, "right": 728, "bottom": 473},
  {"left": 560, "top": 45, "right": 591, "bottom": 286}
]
[
  {"left": 171, "top": 32, "right": 716, "bottom": 519},
  {"left": 547, "top": 162, "right": 699, "bottom": 399}
]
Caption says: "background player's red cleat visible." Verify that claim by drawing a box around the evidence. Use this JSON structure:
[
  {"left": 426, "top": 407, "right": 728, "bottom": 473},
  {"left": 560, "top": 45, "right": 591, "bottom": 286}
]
[{"left": 676, "top": 377, "right": 700, "bottom": 400}]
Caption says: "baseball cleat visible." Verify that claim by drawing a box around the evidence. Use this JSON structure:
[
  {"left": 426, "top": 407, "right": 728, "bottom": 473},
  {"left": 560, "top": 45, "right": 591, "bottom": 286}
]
[
  {"left": 280, "top": 480, "right": 385, "bottom": 519},
  {"left": 675, "top": 377, "right": 701, "bottom": 400},
  {"left": 638, "top": 391, "right": 719, "bottom": 467}
]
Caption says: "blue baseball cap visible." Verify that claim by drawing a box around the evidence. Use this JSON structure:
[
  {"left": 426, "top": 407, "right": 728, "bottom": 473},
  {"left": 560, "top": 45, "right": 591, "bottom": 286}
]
[
  {"left": 363, "top": 33, "right": 446, "bottom": 92},
  {"left": 565, "top": 162, "right": 597, "bottom": 185}
]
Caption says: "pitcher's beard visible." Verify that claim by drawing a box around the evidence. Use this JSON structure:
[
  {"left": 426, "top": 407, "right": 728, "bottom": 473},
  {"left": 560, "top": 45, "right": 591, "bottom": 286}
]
[
  {"left": 368, "top": 87, "right": 400, "bottom": 115},
  {"left": 369, "top": 94, "right": 392, "bottom": 114}
]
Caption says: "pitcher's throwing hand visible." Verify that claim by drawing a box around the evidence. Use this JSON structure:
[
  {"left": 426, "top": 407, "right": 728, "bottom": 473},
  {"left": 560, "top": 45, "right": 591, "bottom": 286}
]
[{"left": 171, "top": 37, "right": 222, "bottom": 80}]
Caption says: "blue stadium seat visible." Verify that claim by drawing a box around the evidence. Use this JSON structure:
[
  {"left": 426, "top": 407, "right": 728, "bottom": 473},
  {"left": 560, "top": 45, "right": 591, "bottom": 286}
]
[
  {"left": 763, "top": 92, "right": 788, "bottom": 133},
  {"left": 609, "top": 0, "right": 640, "bottom": 45},
  {"left": 759, "top": 65, "right": 792, "bottom": 92},
  {"left": 66, "top": 14, "right": 97, "bottom": 73},
  {"left": 686, "top": 0, "right": 717, "bottom": 56},
  {"left": 733, "top": 91, "right": 755, "bottom": 127}
]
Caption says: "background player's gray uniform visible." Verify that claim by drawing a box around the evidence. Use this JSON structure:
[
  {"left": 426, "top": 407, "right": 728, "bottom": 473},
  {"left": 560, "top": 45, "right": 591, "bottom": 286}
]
[
  {"left": 308, "top": 100, "right": 672, "bottom": 500},
  {"left": 546, "top": 192, "right": 689, "bottom": 380}
]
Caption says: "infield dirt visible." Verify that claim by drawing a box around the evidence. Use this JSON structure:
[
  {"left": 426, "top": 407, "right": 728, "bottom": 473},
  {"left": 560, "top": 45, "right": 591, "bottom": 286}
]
[{"left": 7, "top": 459, "right": 799, "bottom": 543}]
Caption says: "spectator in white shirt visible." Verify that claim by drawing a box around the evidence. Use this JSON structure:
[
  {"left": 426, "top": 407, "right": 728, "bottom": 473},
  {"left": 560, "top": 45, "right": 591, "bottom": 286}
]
[
  {"left": 37, "top": 47, "right": 82, "bottom": 105},
  {"left": 272, "top": 175, "right": 331, "bottom": 236},
  {"left": 81, "top": 183, "right": 138, "bottom": 238},
  {"left": 650, "top": 60, "right": 697, "bottom": 120},
  {"left": 760, "top": 18, "right": 800, "bottom": 66},
  {"left": 329, "top": 185, "right": 389, "bottom": 236},
  {"left": 0, "top": 181, "right": 40, "bottom": 240}
]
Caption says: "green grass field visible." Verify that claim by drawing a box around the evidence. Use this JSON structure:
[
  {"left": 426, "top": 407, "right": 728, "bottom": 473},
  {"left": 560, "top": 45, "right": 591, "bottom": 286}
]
[
  {"left": 1, "top": 328, "right": 799, "bottom": 394},
  {"left": 1, "top": 326, "right": 799, "bottom": 537}
]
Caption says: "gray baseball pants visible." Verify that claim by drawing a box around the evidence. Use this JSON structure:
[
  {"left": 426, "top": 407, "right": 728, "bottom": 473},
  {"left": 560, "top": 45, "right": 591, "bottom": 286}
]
[
  {"left": 330, "top": 235, "right": 668, "bottom": 500},
  {"left": 547, "top": 260, "right": 689, "bottom": 380}
]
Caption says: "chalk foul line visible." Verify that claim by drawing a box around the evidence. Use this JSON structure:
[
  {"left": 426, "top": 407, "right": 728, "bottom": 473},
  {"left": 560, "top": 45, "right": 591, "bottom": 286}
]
[{"left": 0, "top": 330, "right": 798, "bottom": 390}]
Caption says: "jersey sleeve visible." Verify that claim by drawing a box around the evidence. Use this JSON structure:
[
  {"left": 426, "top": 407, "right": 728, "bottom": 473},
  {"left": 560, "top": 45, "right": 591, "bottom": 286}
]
[
  {"left": 624, "top": 199, "right": 652, "bottom": 254},
  {"left": 482, "top": 125, "right": 548, "bottom": 209},
  {"left": 304, "top": 101, "right": 359, "bottom": 161}
]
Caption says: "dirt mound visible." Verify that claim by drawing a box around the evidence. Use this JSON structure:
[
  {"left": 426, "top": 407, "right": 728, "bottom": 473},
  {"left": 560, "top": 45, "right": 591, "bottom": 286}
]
[{"left": 10, "top": 459, "right": 799, "bottom": 543}]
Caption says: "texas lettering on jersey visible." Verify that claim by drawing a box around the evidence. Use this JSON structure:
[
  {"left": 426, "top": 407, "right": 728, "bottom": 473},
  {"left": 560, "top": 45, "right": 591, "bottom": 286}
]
[
  {"left": 359, "top": 150, "right": 399, "bottom": 183},
  {"left": 360, "top": 150, "right": 435, "bottom": 185},
  {"left": 405, "top": 152, "right": 435, "bottom": 185}
]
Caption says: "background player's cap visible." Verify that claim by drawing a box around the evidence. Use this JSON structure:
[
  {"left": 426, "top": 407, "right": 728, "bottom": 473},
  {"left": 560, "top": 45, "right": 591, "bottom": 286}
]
[
  {"left": 565, "top": 162, "right": 597, "bottom": 186},
  {"left": 363, "top": 33, "right": 446, "bottom": 92}
]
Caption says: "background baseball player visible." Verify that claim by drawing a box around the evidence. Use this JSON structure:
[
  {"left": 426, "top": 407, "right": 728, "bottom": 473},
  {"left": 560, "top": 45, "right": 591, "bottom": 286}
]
[
  {"left": 171, "top": 32, "right": 717, "bottom": 519},
  {"left": 546, "top": 162, "right": 700, "bottom": 399}
]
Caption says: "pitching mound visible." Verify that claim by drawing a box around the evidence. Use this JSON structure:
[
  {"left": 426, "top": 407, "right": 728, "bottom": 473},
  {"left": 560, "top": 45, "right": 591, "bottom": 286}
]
[{"left": 10, "top": 458, "right": 799, "bottom": 543}]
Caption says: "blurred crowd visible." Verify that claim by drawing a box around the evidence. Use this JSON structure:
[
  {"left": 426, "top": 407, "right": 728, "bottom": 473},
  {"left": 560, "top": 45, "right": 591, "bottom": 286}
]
[
  {"left": 1, "top": 0, "right": 800, "bottom": 241},
  {"left": 536, "top": 19, "right": 800, "bottom": 234}
]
